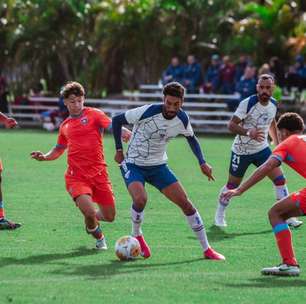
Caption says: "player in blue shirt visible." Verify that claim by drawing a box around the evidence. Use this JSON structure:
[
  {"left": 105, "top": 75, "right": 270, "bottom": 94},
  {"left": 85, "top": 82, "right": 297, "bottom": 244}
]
[{"left": 112, "top": 82, "right": 225, "bottom": 260}]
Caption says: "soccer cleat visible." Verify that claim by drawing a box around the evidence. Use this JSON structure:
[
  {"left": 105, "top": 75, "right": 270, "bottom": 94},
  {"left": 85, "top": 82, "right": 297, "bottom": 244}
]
[
  {"left": 0, "top": 218, "right": 21, "bottom": 230},
  {"left": 261, "top": 264, "right": 300, "bottom": 276},
  {"left": 135, "top": 235, "right": 151, "bottom": 259},
  {"left": 204, "top": 247, "right": 226, "bottom": 260},
  {"left": 96, "top": 237, "right": 108, "bottom": 250},
  {"left": 214, "top": 204, "right": 227, "bottom": 227},
  {"left": 286, "top": 217, "right": 303, "bottom": 229}
]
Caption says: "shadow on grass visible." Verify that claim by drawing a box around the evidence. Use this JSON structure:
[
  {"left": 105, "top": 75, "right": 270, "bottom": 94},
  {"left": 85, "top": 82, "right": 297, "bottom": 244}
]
[
  {"left": 204, "top": 225, "right": 272, "bottom": 242},
  {"left": 222, "top": 277, "right": 306, "bottom": 288},
  {"left": 51, "top": 257, "right": 204, "bottom": 280},
  {"left": 0, "top": 246, "right": 99, "bottom": 268}
]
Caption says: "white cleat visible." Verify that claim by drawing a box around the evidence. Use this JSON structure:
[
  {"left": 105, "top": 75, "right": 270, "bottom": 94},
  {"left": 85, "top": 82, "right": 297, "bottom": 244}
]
[
  {"left": 214, "top": 204, "right": 227, "bottom": 227},
  {"left": 261, "top": 264, "right": 300, "bottom": 276},
  {"left": 286, "top": 217, "right": 303, "bottom": 228},
  {"left": 96, "top": 237, "right": 108, "bottom": 250}
]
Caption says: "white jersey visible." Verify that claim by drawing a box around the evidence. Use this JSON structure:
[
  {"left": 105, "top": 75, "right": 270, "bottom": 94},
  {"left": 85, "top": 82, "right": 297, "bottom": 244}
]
[
  {"left": 124, "top": 104, "right": 194, "bottom": 166},
  {"left": 231, "top": 95, "right": 277, "bottom": 155}
]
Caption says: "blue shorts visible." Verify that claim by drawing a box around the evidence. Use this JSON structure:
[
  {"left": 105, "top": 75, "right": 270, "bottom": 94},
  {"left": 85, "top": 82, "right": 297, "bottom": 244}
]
[
  {"left": 229, "top": 147, "right": 272, "bottom": 178},
  {"left": 120, "top": 162, "right": 178, "bottom": 191}
]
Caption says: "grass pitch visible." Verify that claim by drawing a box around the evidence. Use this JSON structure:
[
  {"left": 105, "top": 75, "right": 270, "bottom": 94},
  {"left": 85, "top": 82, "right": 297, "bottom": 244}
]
[{"left": 0, "top": 129, "right": 306, "bottom": 304}]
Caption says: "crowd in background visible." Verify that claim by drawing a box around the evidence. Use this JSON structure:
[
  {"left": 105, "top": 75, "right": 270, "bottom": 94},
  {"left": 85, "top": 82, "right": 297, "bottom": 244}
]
[{"left": 161, "top": 54, "right": 306, "bottom": 101}]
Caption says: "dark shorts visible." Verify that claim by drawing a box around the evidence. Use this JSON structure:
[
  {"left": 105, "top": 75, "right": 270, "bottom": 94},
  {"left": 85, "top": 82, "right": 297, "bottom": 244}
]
[
  {"left": 120, "top": 161, "right": 178, "bottom": 191},
  {"left": 229, "top": 147, "right": 272, "bottom": 178}
]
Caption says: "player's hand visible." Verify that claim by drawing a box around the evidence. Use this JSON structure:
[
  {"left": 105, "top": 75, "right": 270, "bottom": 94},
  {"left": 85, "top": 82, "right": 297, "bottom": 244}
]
[
  {"left": 221, "top": 188, "right": 242, "bottom": 201},
  {"left": 30, "top": 151, "right": 46, "bottom": 161},
  {"left": 200, "top": 163, "right": 215, "bottom": 181},
  {"left": 114, "top": 150, "right": 125, "bottom": 164},
  {"left": 121, "top": 127, "right": 132, "bottom": 143},
  {"left": 4, "top": 118, "right": 17, "bottom": 129},
  {"left": 248, "top": 128, "right": 265, "bottom": 142}
]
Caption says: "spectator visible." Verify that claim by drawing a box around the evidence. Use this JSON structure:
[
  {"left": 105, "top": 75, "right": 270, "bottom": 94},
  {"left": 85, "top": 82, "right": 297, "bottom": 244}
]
[
  {"left": 295, "top": 55, "right": 306, "bottom": 89},
  {"left": 183, "top": 55, "right": 203, "bottom": 94},
  {"left": 162, "top": 56, "right": 184, "bottom": 85},
  {"left": 203, "top": 54, "right": 221, "bottom": 93},
  {"left": 235, "top": 55, "right": 250, "bottom": 82},
  {"left": 235, "top": 66, "right": 257, "bottom": 101},
  {"left": 258, "top": 63, "right": 271, "bottom": 76},
  {"left": 285, "top": 65, "right": 303, "bottom": 92},
  {"left": 269, "top": 57, "right": 285, "bottom": 87},
  {"left": 219, "top": 56, "right": 236, "bottom": 94},
  {"left": 0, "top": 73, "right": 9, "bottom": 113}
]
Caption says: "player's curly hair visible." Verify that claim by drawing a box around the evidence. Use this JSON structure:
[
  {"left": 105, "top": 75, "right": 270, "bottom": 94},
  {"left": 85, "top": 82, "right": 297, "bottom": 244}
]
[
  {"left": 60, "top": 81, "right": 85, "bottom": 99},
  {"left": 277, "top": 112, "right": 305, "bottom": 132},
  {"left": 163, "top": 82, "right": 185, "bottom": 99}
]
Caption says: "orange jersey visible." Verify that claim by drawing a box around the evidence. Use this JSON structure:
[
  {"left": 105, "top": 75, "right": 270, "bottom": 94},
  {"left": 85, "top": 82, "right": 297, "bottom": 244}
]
[
  {"left": 57, "top": 107, "right": 111, "bottom": 178},
  {"left": 272, "top": 134, "right": 306, "bottom": 179}
]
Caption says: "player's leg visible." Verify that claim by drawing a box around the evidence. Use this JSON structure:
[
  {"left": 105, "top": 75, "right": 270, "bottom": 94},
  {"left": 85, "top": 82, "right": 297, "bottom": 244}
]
[
  {"left": 75, "top": 194, "right": 107, "bottom": 250},
  {"left": 0, "top": 162, "right": 21, "bottom": 230},
  {"left": 267, "top": 167, "right": 302, "bottom": 228},
  {"left": 261, "top": 192, "right": 304, "bottom": 276},
  {"left": 215, "top": 151, "right": 249, "bottom": 227},
  {"left": 161, "top": 181, "right": 225, "bottom": 260},
  {"left": 120, "top": 162, "right": 150, "bottom": 258}
]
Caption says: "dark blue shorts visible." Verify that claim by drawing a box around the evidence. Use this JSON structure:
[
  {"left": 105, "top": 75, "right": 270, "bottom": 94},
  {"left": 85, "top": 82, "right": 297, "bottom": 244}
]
[
  {"left": 229, "top": 147, "right": 272, "bottom": 178},
  {"left": 120, "top": 161, "right": 178, "bottom": 191}
]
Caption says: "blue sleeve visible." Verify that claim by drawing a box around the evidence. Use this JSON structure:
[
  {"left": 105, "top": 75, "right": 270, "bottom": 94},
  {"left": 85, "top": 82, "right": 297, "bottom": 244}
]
[
  {"left": 186, "top": 135, "right": 206, "bottom": 165},
  {"left": 112, "top": 113, "right": 128, "bottom": 150}
]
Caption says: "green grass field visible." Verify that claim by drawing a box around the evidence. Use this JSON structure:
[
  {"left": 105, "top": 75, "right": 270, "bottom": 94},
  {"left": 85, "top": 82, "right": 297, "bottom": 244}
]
[{"left": 1, "top": 129, "right": 306, "bottom": 304}]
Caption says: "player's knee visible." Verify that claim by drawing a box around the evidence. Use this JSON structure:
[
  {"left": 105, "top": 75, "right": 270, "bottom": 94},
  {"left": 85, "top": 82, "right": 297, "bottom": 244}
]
[
  {"left": 84, "top": 209, "right": 97, "bottom": 221},
  {"left": 103, "top": 212, "right": 116, "bottom": 222},
  {"left": 133, "top": 194, "right": 147, "bottom": 209},
  {"left": 273, "top": 175, "right": 286, "bottom": 186},
  {"left": 268, "top": 207, "right": 280, "bottom": 224}
]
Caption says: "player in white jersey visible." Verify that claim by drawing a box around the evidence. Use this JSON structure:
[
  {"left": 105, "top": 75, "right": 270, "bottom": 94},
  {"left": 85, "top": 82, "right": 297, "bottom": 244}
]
[
  {"left": 112, "top": 82, "right": 225, "bottom": 260},
  {"left": 215, "top": 74, "right": 302, "bottom": 228}
]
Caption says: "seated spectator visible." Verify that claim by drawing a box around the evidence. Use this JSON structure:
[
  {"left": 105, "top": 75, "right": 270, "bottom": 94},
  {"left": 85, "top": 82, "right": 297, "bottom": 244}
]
[
  {"left": 235, "top": 55, "right": 250, "bottom": 82},
  {"left": 285, "top": 65, "right": 303, "bottom": 92},
  {"left": 219, "top": 56, "right": 236, "bottom": 94},
  {"left": 258, "top": 63, "right": 271, "bottom": 76},
  {"left": 162, "top": 56, "right": 184, "bottom": 85},
  {"left": 295, "top": 55, "right": 306, "bottom": 89},
  {"left": 203, "top": 54, "right": 221, "bottom": 93},
  {"left": 269, "top": 56, "right": 285, "bottom": 87},
  {"left": 41, "top": 96, "right": 68, "bottom": 132},
  {"left": 183, "top": 54, "right": 203, "bottom": 94},
  {"left": 235, "top": 66, "right": 257, "bottom": 101}
]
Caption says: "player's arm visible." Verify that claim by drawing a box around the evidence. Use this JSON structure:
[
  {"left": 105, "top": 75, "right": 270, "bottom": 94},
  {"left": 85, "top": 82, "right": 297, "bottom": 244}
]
[
  {"left": 31, "top": 145, "right": 66, "bottom": 161},
  {"left": 186, "top": 135, "right": 215, "bottom": 181},
  {"left": 228, "top": 115, "right": 264, "bottom": 141},
  {"left": 268, "top": 119, "right": 279, "bottom": 146},
  {"left": 222, "top": 156, "right": 280, "bottom": 200},
  {"left": 0, "top": 112, "right": 17, "bottom": 128},
  {"left": 112, "top": 113, "right": 129, "bottom": 164}
]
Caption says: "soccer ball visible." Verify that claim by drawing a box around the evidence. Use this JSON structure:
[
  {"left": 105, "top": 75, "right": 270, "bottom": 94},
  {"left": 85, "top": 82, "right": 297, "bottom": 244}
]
[{"left": 115, "top": 235, "right": 141, "bottom": 261}]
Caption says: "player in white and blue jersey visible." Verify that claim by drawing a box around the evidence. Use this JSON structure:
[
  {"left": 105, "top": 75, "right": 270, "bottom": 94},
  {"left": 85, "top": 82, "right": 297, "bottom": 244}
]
[
  {"left": 215, "top": 74, "right": 302, "bottom": 228},
  {"left": 112, "top": 82, "right": 225, "bottom": 260}
]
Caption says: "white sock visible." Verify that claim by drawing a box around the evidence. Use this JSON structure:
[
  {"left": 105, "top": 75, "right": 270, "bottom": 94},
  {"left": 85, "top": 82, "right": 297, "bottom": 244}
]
[
  {"left": 186, "top": 210, "right": 210, "bottom": 251},
  {"left": 131, "top": 206, "right": 144, "bottom": 236},
  {"left": 216, "top": 185, "right": 232, "bottom": 218},
  {"left": 274, "top": 184, "right": 289, "bottom": 200}
]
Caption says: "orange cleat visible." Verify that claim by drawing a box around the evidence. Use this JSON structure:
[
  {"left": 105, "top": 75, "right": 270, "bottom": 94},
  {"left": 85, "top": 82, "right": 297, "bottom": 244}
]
[{"left": 204, "top": 247, "right": 225, "bottom": 260}]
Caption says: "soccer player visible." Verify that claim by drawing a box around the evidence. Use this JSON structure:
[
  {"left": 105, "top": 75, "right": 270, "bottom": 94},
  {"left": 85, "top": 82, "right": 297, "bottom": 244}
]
[
  {"left": 222, "top": 112, "right": 305, "bottom": 276},
  {"left": 31, "top": 81, "right": 130, "bottom": 249},
  {"left": 0, "top": 112, "right": 21, "bottom": 230},
  {"left": 112, "top": 81, "right": 225, "bottom": 260},
  {"left": 214, "top": 74, "right": 302, "bottom": 228}
]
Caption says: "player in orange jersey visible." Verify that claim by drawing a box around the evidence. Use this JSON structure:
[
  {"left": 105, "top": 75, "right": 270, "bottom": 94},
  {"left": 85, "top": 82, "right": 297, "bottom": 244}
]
[
  {"left": 0, "top": 112, "right": 21, "bottom": 229},
  {"left": 31, "top": 82, "right": 130, "bottom": 249},
  {"left": 223, "top": 112, "right": 306, "bottom": 276}
]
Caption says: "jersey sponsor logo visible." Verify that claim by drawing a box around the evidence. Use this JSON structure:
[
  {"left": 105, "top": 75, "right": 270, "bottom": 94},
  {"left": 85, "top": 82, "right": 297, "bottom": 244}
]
[{"left": 80, "top": 117, "right": 88, "bottom": 125}]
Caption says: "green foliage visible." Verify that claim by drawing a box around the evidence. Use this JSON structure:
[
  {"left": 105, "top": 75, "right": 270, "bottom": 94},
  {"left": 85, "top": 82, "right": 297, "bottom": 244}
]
[{"left": 1, "top": 0, "right": 305, "bottom": 94}]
